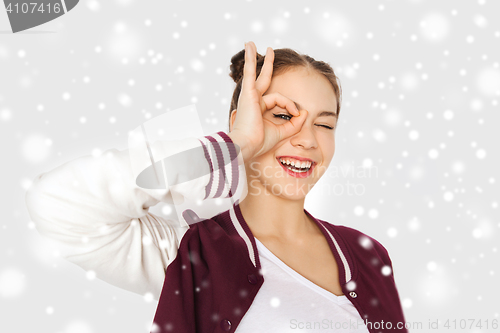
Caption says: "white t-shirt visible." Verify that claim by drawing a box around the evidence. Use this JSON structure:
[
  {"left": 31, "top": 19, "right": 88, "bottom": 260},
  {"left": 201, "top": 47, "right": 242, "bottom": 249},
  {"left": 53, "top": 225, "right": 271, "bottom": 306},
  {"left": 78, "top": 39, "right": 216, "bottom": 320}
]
[{"left": 235, "top": 237, "right": 370, "bottom": 333}]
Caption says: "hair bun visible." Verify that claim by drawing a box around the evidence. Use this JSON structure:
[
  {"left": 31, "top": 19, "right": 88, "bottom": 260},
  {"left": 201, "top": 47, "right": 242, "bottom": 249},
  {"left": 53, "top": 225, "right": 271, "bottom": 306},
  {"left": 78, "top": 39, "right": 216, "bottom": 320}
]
[
  {"left": 229, "top": 47, "right": 265, "bottom": 83},
  {"left": 229, "top": 48, "right": 245, "bottom": 83}
]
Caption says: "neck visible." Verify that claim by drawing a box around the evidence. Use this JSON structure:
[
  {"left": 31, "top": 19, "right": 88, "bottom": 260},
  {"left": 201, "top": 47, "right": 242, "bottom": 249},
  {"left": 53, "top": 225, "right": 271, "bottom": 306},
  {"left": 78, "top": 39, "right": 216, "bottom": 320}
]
[{"left": 238, "top": 179, "right": 319, "bottom": 242}]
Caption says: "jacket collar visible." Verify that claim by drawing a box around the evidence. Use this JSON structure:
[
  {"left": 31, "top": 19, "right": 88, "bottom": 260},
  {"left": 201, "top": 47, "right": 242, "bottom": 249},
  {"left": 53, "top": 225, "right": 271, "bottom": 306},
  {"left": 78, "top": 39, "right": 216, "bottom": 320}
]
[{"left": 225, "top": 199, "right": 354, "bottom": 285}]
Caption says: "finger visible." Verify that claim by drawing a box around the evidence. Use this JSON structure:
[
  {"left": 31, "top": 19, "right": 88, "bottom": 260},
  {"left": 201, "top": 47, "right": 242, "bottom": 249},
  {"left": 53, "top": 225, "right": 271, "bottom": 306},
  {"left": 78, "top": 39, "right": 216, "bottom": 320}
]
[
  {"left": 255, "top": 47, "right": 274, "bottom": 95},
  {"left": 277, "top": 110, "right": 308, "bottom": 141},
  {"left": 241, "top": 41, "right": 256, "bottom": 92},
  {"left": 262, "top": 92, "right": 300, "bottom": 116}
]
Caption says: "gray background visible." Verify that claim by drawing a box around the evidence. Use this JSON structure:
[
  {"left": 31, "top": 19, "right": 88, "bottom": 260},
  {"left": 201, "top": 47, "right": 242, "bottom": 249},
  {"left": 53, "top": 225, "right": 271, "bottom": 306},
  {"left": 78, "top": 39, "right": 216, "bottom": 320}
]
[{"left": 1, "top": 0, "right": 499, "bottom": 332}]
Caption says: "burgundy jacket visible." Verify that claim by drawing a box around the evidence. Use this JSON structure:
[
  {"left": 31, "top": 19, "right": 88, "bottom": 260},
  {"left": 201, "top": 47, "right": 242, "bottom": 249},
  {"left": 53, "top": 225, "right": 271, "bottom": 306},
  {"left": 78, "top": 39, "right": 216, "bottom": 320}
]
[{"left": 150, "top": 132, "right": 408, "bottom": 333}]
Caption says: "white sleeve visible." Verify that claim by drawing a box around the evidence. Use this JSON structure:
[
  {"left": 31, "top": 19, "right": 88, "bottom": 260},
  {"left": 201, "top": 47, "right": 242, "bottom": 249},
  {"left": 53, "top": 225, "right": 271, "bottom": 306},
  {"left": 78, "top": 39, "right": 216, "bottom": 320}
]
[{"left": 24, "top": 131, "right": 243, "bottom": 300}]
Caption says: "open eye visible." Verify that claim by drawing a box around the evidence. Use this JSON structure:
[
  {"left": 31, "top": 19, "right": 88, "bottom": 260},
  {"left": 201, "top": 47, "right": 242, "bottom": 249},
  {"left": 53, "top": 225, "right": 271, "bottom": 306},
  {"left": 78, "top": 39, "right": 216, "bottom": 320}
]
[{"left": 273, "top": 113, "right": 292, "bottom": 121}]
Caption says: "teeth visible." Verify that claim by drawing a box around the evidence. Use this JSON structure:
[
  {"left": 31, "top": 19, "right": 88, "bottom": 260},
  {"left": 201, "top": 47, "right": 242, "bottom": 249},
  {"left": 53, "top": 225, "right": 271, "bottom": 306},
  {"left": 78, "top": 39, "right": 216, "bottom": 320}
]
[
  {"left": 279, "top": 158, "right": 312, "bottom": 168},
  {"left": 279, "top": 158, "right": 313, "bottom": 172}
]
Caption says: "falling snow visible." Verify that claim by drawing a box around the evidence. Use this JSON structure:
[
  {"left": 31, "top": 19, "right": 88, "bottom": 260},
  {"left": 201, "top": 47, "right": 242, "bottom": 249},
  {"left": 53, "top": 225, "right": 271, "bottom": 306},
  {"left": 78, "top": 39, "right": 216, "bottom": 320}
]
[
  {"left": 0, "top": 1, "right": 497, "bottom": 332},
  {"left": 0, "top": 268, "right": 26, "bottom": 297}
]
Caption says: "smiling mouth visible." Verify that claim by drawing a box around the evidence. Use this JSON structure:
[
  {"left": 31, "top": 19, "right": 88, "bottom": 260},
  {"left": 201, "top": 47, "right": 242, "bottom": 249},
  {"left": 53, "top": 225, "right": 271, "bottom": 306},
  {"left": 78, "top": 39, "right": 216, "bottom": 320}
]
[
  {"left": 276, "top": 157, "right": 316, "bottom": 178},
  {"left": 279, "top": 159, "right": 311, "bottom": 173}
]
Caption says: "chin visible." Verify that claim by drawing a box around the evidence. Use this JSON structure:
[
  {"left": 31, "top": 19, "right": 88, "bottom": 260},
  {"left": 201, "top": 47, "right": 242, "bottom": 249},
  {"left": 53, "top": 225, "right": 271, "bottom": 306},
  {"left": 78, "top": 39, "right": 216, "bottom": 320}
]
[{"left": 264, "top": 176, "right": 315, "bottom": 200}]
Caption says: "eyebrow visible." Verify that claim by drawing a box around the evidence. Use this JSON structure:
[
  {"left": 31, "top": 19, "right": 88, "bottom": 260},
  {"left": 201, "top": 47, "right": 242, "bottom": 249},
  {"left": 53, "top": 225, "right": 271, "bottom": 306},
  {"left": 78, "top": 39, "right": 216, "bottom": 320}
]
[{"left": 292, "top": 101, "right": 338, "bottom": 119}]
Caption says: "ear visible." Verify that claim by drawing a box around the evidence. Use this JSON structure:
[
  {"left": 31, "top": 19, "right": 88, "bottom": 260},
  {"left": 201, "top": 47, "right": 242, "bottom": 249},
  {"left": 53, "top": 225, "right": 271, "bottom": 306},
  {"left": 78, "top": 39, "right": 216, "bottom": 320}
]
[{"left": 229, "top": 109, "right": 237, "bottom": 132}]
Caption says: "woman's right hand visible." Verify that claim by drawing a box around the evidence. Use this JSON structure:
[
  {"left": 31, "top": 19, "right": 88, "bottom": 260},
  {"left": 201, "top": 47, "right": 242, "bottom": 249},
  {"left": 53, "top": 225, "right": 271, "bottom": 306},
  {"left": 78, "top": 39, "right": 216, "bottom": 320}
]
[{"left": 228, "top": 41, "right": 308, "bottom": 162}]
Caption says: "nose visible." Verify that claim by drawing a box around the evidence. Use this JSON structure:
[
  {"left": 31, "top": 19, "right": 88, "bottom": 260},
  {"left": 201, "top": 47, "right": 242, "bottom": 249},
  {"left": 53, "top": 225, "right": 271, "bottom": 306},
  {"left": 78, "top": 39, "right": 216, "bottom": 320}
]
[{"left": 289, "top": 119, "right": 318, "bottom": 150}]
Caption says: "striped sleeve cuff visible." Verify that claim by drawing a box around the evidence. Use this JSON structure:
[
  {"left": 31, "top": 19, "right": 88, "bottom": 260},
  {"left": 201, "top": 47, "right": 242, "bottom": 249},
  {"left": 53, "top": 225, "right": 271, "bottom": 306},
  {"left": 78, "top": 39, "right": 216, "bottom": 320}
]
[{"left": 197, "top": 131, "right": 240, "bottom": 200}]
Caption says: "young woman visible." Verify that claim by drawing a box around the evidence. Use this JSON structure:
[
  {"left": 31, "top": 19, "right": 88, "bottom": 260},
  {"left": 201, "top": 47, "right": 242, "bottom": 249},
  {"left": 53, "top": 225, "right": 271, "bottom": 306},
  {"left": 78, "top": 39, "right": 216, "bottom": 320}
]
[{"left": 25, "top": 41, "right": 408, "bottom": 333}]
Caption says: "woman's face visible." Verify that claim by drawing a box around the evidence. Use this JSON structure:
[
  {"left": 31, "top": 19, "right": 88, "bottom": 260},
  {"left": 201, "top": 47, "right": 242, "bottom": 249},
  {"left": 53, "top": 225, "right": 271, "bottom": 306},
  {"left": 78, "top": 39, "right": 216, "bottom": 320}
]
[{"left": 246, "top": 67, "right": 338, "bottom": 200}]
